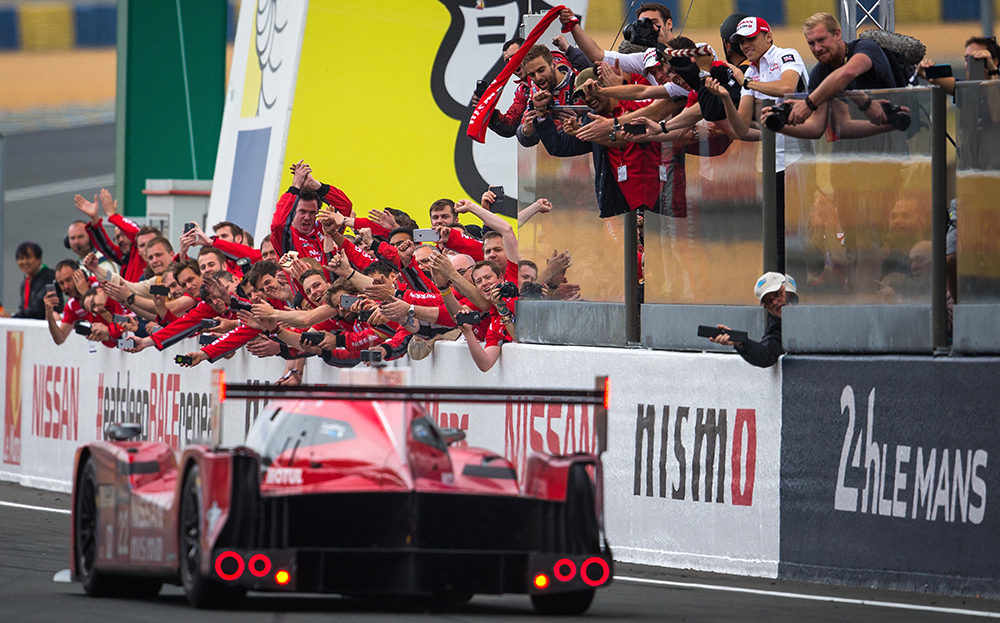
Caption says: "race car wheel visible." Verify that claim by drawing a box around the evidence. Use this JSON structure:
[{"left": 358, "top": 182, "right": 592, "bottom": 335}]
[
  {"left": 76, "top": 457, "right": 114, "bottom": 597},
  {"left": 530, "top": 589, "right": 595, "bottom": 615},
  {"left": 76, "top": 457, "right": 164, "bottom": 599},
  {"left": 180, "top": 464, "right": 244, "bottom": 609}
]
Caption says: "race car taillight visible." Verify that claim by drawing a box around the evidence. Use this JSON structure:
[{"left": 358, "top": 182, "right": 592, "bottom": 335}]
[
  {"left": 528, "top": 553, "right": 612, "bottom": 594},
  {"left": 215, "top": 551, "right": 244, "bottom": 581},
  {"left": 275, "top": 570, "right": 291, "bottom": 585},
  {"left": 248, "top": 554, "right": 271, "bottom": 577}
]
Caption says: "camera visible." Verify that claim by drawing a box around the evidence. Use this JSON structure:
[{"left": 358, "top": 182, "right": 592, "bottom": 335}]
[
  {"left": 360, "top": 349, "right": 383, "bottom": 363},
  {"left": 149, "top": 284, "right": 170, "bottom": 296},
  {"left": 455, "top": 310, "right": 484, "bottom": 325},
  {"left": 229, "top": 298, "right": 253, "bottom": 312},
  {"left": 764, "top": 102, "right": 793, "bottom": 132},
  {"left": 624, "top": 17, "right": 659, "bottom": 48},
  {"left": 300, "top": 331, "right": 324, "bottom": 347},
  {"left": 73, "top": 321, "right": 93, "bottom": 336},
  {"left": 497, "top": 282, "right": 519, "bottom": 299},
  {"left": 519, "top": 282, "right": 545, "bottom": 299},
  {"left": 236, "top": 257, "right": 251, "bottom": 269},
  {"left": 881, "top": 102, "right": 911, "bottom": 131},
  {"left": 200, "top": 318, "right": 220, "bottom": 329}
]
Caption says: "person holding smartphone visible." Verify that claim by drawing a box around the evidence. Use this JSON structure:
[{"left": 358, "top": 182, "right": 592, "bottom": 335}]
[{"left": 709, "top": 272, "right": 798, "bottom": 368}]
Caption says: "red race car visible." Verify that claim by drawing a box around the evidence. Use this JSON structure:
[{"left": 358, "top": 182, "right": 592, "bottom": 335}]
[{"left": 70, "top": 379, "right": 613, "bottom": 615}]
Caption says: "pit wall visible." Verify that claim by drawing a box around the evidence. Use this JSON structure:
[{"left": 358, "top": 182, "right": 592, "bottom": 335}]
[{"left": 1, "top": 319, "right": 996, "bottom": 597}]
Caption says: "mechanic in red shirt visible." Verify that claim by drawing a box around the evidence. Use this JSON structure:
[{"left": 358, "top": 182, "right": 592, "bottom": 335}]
[
  {"left": 517, "top": 44, "right": 579, "bottom": 147},
  {"left": 43, "top": 260, "right": 97, "bottom": 345},
  {"left": 79, "top": 286, "right": 129, "bottom": 348},
  {"left": 437, "top": 198, "right": 520, "bottom": 284},
  {"left": 75, "top": 189, "right": 154, "bottom": 283},
  {"left": 457, "top": 261, "right": 516, "bottom": 371},
  {"left": 271, "top": 160, "right": 352, "bottom": 266},
  {"left": 181, "top": 222, "right": 262, "bottom": 274}
]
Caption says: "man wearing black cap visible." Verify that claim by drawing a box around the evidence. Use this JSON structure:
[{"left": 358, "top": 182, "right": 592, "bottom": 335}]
[{"left": 719, "top": 13, "right": 750, "bottom": 72}]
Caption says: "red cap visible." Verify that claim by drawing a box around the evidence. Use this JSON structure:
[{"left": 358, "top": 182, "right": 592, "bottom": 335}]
[{"left": 730, "top": 17, "right": 770, "bottom": 42}]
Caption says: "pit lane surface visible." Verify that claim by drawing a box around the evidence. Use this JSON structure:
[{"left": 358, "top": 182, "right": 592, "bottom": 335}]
[{"left": 2, "top": 481, "right": 998, "bottom": 622}]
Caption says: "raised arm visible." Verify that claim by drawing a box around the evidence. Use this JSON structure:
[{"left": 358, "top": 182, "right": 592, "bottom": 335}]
[{"left": 461, "top": 197, "right": 516, "bottom": 263}]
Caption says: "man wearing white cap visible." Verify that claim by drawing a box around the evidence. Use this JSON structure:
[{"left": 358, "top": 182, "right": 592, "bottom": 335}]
[{"left": 710, "top": 271, "right": 797, "bottom": 368}]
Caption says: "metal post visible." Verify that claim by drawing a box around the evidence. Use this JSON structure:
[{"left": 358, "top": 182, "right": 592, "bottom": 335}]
[
  {"left": 983, "top": 0, "right": 995, "bottom": 38},
  {"left": 624, "top": 209, "right": 639, "bottom": 344},
  {"left": 931, "top": 86, "right": 948, "bottom": 352},
  {"left": 839, "top": 0, "right": 857, "bottom": 42},
  {"left": 762, "top": 123, "right": 778, "bottom": 273}
]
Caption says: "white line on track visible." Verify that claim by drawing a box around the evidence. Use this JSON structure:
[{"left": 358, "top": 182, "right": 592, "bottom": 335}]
[
  {"left": 0, "top": 500, "right": 71, "bottom": 515},
  {"left": 615, "top": 576, "right": 1000, "bottom": 619},
  {"left": 4, "top": 174, "right": 115, "bottom": 202}
]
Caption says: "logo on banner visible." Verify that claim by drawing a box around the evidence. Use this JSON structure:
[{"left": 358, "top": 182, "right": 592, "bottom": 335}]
[
  {"left": 3, "top": 332, "right": 23, "bottom": 464},
  {"left": 833, "top": 385, "right": 987, "bottom": 524},
  {"left": 633, "top": 404, "right": 757, "bottom": 506},
  {"left": 31, "top": 365, "right": 80, "bottom": 441},
  {"left": 505, "top": 402, "right": 597, "bottom": 481},
  {"left": 96, "top": 371, "right": 211, "bottom": 450}
]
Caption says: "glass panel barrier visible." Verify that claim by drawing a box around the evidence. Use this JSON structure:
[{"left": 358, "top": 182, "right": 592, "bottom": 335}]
[
  {"left": 784, "top": 87, "right": 935, "bottom": 307},
  {"left": 516, "top": 143, "right": 627, "bottom": 304},
  {"left": 643, "top": 122, "right": 763, "bottom": 305},
  {"left": 955, "top": 80, "right": 1000, "bottom": 304}
]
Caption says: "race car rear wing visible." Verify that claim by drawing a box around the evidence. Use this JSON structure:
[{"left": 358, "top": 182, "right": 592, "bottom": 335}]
[{"left": 210, "top": 370, "right": 609, "bottom": 454}]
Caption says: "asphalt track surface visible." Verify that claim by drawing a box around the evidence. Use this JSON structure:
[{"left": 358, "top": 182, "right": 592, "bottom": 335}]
[{"left": 2, "top": 482, "right": 999, "bottom": 623}]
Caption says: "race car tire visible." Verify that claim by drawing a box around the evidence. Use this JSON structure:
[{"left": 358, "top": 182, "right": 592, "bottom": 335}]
[
  {"left": 180, "top": 464, "right": 245, "bottom": 609},
  {"left": 530, "top": 589, "right": 595, "bottom": 615},
  {"left": 564, "top": 462, "right": 601, "bottom": 554},
  {"left": 76, "top": 457, "right": 116, "bottom": 597}
]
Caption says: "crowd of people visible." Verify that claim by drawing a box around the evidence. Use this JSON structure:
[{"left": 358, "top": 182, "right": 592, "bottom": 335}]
[
  {"left": 10, "top": 161, "right": 579, "bottom": 380},
  {"left": 8, "top": 4, "right": 997, "bottom": 370}
]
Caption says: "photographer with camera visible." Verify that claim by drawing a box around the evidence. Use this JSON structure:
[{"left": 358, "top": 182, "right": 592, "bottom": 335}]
[
  {"left": 458, "top": 261, "right": 518, "bottom": 372},
  {"left": 778, "top": 13, "right": 903, "bottom": 135},
  {"left": 709, "top": 272, "right": 797, "bottom": 368}
]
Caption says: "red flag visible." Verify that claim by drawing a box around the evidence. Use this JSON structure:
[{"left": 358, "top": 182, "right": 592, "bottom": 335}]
[{"left": 467, "top": 5, "right": 567, "bottom": 144}]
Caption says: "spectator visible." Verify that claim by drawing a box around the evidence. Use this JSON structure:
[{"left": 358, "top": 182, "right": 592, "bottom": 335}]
[
  {"left": 518, "top": 260, "right": 538, "bottom": 287},
  {"left": 429, "top": 199, "right": 460, "bottom": 229},
  {"left": 271, "top": 160, "right": 352, "bottom": 264},
  {"left": 12, "top": 241, "right": 56, "bottom": 320},
  {"left": 919, "top": 36, "right": 1000, "bottom": 96},
  {"left": 782, "top": 12, "right": 900, "bottom": 132},
  {"left": 75, "top": 189, "right": 149, "bottom": 282},
  {"left": 708, "top": 16, "right": 808, "bottom": 272},
  {"left": 719, "top": 13, "right": 751, "bottom": 70},
  {"left": 43, "top": 260, "right": 91, "bottom": 344},
  {"left": 516, "top": 44, "right": 579, "bottom": 147},
  {"left": 197, "top": 247, "right": 230, "bottom": 277},
  {"left": 66, "top": 220, "right": 117, "bottom": 277},
  {"left": 260, "top": 234, "right": 278, "bottom": 263},
  {"left": 532, "top": 68, "right": 661, "bottom": 217},
  {"left": 458, "top": 261, "right": 516, "bottom": 372},
  {"left": 710, "top": 272, "right": 797, "bottom": 367},
  {"left": 181, "top": 222, "right": 262, "bottom": 272}
]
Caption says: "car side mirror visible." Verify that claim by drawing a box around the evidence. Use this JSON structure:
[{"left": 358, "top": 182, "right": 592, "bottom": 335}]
[{"left": 439, "top": 428, "right": 466, "bottom": 445}]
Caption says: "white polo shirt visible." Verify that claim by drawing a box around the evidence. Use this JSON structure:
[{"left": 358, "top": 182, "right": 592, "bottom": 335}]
[{"left": 740, "top": 44, "right": 809, "bottom": 171}]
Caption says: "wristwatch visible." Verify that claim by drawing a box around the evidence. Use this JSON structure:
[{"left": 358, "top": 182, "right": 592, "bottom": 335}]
[
  {"left": 407, "top": 304, "right": 415, "bottom": 318},
  {"left": 609, "top": 130, "right": 617, "bottom": 142},
  {"left": 743, "top": 76, "right": 752, "bottom": 89},
  {"left": 659, "top": 120, "right": 667, "bottom": 133}
]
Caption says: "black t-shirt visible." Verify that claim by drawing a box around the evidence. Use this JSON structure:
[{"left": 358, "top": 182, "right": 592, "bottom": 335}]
[{"left": 808, "top": 39, "right": 894, "bottom": 93}]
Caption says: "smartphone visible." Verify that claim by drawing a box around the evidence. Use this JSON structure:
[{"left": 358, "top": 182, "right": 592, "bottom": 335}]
[
  {"left": 967, "top": 55, "right": 986, "bottom": 80},
  {"left": 475, "top": 79, "right": 487, "bottom": 97},
  {"left": 360, "top": 349, "right": 383, "bottom": 363},
  {"left": 550, "top": 105, "right": 591, "bottom": 113},
  {"left": 45, "top": 283, "right": 57, "bottom": 294},
  {"left": 488, "top": 185, "right": 505, "bottom": 209},
  {"left": 112, "top": 314, "right": 131, "bottom": 325},
  {"left": 623, "top": 123, "right": 647, "bottom": 134},
  {"left": 697, "top": 325, "right": 749, "bottom": 343},
  {"left": 300, "top": 331, "right": 324, "bottom": 347},
  {"left": 183, "top": 222, "right": 197, "bottom": 234},
  {"left": 73, "top": 321, "right": 92, "bottom": 336},
  {"left": 149, "top": 284, "right": 170, "bottom": 296},
  {"left": 456, "top": 310, "right": 484, "bottom": 325},
  {"left": 924, "top": 64, "right": 953, "bottom": 80},
  {"left": 198, "top": 334, "right": 216, "bottom": 345},
  {"left": 413, "top": 228, "right": 440, "bottom": 243},
  {"left": 174, "top": 354, "right": 193, "bottom": 365},
  {"left": 200, "top": 318, "right": 220, "bottom": 329},
  {"left": 117, "top": 338, "right": 135, "bottom": 349},
  {"left": 340, "top": 294, "right": 362, "bottom": 309}
]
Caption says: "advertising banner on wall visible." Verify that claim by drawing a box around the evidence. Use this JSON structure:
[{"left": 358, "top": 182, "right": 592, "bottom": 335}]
[
  {"left": 780, "top": 356, "right": 1000, "bottom": 597},
  {"left": 3, "top": 331, "right": 23, "bottom": 466}
]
